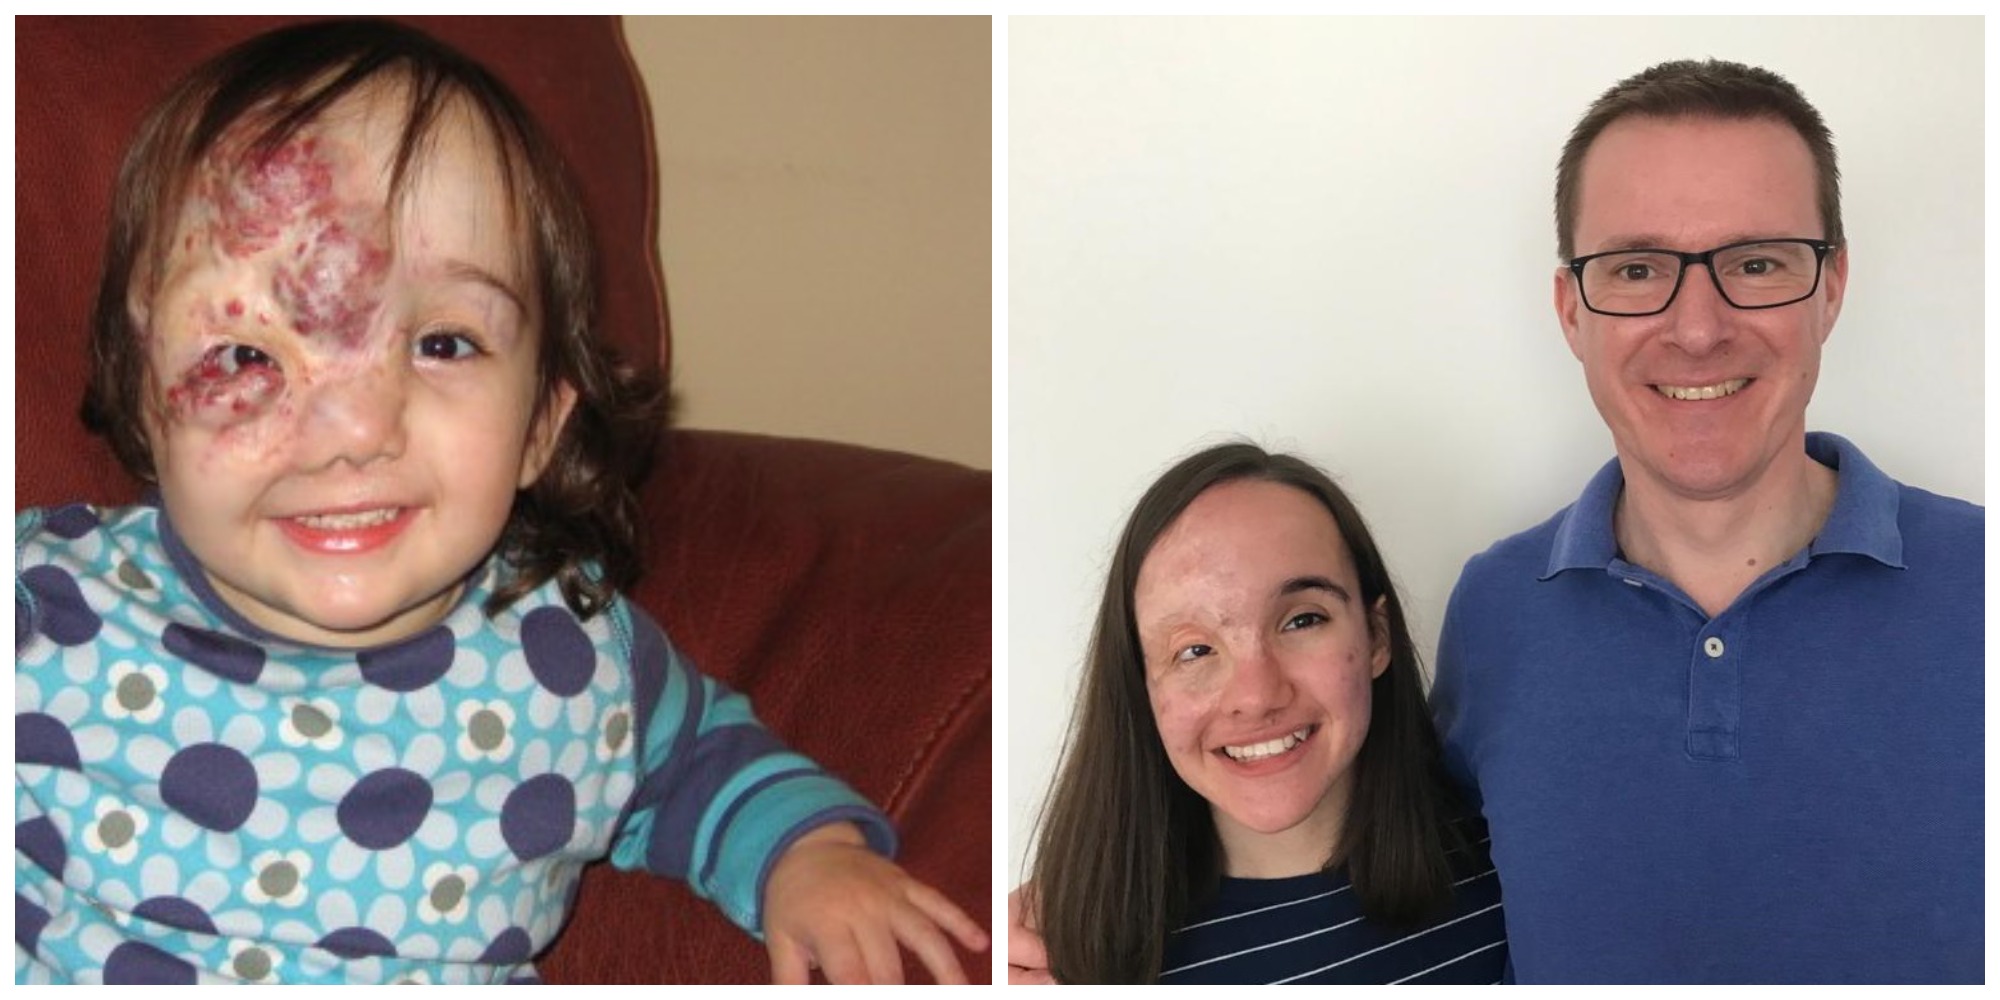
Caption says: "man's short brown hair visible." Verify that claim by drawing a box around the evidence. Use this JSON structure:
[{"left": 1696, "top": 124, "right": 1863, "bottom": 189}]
[{"left": 1554, "top": 58, "right": 1842, "bottom": 260}]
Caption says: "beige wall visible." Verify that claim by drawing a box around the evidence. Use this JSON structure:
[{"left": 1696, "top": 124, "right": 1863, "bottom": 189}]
[{"left": 622, "top": 16, "right": 991, "bottom": 470}]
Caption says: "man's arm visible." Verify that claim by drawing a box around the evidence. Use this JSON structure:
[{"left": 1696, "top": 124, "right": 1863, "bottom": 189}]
[{"left": 1430, "top": 570, "right": 1483, "bottom": 808}]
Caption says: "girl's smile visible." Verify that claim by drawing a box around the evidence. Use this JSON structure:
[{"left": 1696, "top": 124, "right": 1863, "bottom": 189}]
[{"left": 275, "top": 505, "right": 416, "bottom": 555}]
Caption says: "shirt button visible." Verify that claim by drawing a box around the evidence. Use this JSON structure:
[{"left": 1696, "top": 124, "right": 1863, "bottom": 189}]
[{"left": 1704, "top": 636, "right": 1725, "bottom": 659}]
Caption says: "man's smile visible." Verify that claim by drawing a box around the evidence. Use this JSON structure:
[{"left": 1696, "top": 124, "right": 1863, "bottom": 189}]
[{"left": 1651, "top": 377, "right": 1750, "bottom": 401}]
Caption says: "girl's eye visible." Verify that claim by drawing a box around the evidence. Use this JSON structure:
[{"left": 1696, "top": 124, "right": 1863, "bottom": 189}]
[
  {"left": 1174, "top": 643, "right": 1214, "bottom": 664},
  {"left": 1282, "top": 611, "right": 1328, "bottom": 631},
  {"left": 210, "top": 343, "right": 275, "bottom": 376},
  {"left": 416, "top": 331, "right": 484, "bottom": 361}
]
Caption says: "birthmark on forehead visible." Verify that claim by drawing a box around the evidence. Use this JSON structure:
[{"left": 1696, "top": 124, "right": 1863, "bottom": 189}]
[
  {"left": 198, "top": 134, "right": 390, "bottom": 349},
  {"left": 205, "top": 136, "right": 334, "bottom": 258}
]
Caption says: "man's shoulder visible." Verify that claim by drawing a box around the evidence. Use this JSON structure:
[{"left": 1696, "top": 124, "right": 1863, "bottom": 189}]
[
  {"left": 1896, "top": 480, "right": 1983, "bottom": 535},
  {"left": 1890, "top": 481, "right": 1982, "bottom": 585},
  {"left": 1455, "top": 504, "right": 1574, "bottom": 590},
  {"left": 1821, "top": 432, "right": 1981, "bottom": 546}
]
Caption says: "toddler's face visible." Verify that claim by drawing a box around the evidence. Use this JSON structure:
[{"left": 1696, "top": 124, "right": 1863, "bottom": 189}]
[{"left": 138, "top": 84, "right": 573, "bottom": 648}]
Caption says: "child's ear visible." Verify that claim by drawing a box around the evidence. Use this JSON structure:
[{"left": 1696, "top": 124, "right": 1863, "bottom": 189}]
[
  {"left": 1368, "top": 594, "right": 1392, "bottom": 680},
  {"left": 127, "top": 284, "right": 152, "bottom": 334},
  {"left": 517, "top": 378, "right": 578, "bottom": 489}
]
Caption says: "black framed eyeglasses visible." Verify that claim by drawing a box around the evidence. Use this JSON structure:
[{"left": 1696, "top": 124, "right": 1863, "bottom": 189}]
[{"left": 1567, "top": 238, "right": 1838, "bottom": 317}]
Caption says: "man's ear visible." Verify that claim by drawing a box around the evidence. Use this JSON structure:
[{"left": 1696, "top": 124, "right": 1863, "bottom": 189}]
[
  {"left": 518, "top": 378, "right": 578, "bottom": 489},
  {"left": 1368, "top": 594, "right": 1392, "bottom": 680},
  {"left": 1817, "top": 242, "right": 1849, "bottom": 342},
  {"left": 1554, "top": 265, "right": 1586, "bottom": 361}
]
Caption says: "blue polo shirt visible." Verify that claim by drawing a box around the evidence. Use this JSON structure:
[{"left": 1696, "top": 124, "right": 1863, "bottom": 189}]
[{"left": 1432, "top": 432, "right": 1982, "bottom": 983}]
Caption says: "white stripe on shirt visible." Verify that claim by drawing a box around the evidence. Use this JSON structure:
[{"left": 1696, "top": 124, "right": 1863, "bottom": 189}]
[
  {"left": 1271, "top": 902, "right": 1504, "bottom": 984},
  {"left": 1388, "top": 938, "right": 1508, "bottom": 984}
]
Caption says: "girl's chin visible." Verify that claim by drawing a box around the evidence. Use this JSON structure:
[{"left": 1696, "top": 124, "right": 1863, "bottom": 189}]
[
  {"left": 223, "top": 588, "right": 457, "bottom": 648},
  {"left": 1212, "top": 789, "right": 1342, "bottom": 838}
]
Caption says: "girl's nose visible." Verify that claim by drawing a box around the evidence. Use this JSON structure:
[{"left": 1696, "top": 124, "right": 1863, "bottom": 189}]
[
  {"left": 1222, "top": 643, "right": 1295, "bottom": 717},
  {"left": 293, "top": 358, "right": 408, "bottom": 471}
]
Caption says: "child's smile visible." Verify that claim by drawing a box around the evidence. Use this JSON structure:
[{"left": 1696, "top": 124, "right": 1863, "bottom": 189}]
[{"left": 138, "top": 83, "right": 574, "bottom": 648}]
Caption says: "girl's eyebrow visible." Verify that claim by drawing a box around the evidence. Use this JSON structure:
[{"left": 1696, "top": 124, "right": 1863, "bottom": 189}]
[
  {"left": 441, "top": 259, "right": 527, "bottom": 315},
  {"left": 1277, "top": 575, "right": 1352, "bottom": 604}
]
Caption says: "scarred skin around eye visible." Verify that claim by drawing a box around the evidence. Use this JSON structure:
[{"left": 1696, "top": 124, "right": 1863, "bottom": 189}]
[
  {"left": 162, "top": 344, "right": 286, "bottom": 422},
  {"left": 155, "top": 126, "right": 395, "bottom": 445}
]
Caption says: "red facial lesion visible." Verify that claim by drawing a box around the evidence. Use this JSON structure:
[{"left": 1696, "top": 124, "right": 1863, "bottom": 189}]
[
  {"left": 162, "top": 343, "right": 287, "bottom": 426},
  {"left": 271, "top": 219, "right": 389, "bottom": 344},
  {"left": 195, "top": 133, "right": 391, "bottom": 349},
  {"left": 204, "top": 136, "right": 334, "bottom": 257}
]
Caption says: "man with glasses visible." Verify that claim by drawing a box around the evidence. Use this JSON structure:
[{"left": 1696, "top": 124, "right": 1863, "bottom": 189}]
[{"left": 1430, "top": 59, "right": 1982, "bottom": 982}]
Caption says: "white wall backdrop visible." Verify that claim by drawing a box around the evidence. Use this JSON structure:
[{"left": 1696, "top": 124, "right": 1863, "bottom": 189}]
[{"left": 1006, "top": 16, "right": 1983, "bottom": 882}]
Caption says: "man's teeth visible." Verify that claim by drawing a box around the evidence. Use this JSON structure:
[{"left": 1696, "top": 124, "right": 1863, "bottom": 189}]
[
  {"left": 294, "top": 508, "right": 399, "bottom": 530},
  {"left": 1224, "top": 727, "right": 1311, "bottom": 761},
  {"left": 1655, "top": 378, "right": 1749, "bottom": 401}
]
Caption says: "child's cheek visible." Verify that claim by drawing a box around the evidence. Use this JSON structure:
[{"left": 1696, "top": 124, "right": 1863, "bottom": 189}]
[{"left": 201, "top": 136, "right": 391, "bottom": 349}]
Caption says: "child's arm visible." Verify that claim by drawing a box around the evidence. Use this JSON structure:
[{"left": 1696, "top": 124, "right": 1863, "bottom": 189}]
[
  {"left": 761, "top": 821, "right": 988, "bottom": 984},
  {"left": 606, "top": 606, "right": 985, "bottom": 982}
]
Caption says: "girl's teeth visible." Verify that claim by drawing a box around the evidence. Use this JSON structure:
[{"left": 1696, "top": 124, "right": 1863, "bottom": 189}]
[
  {"left": 294, "top": 508, "right": 398, "bottom": 530},
  {"left": 1224, "top": 727, "right": 1311, "bottom": 761}
]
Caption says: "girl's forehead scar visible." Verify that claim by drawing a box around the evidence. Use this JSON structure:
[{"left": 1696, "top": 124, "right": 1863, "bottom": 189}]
[{"left": 196, "top": 135, "right": 392, "bottom": 349}]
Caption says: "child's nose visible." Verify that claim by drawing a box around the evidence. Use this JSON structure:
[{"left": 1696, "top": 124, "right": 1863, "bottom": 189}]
[{"left": 294, "top": 361, "right": 408, "bottom": 470}]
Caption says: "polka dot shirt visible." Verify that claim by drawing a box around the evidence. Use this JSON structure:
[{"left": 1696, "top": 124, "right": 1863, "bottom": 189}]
[{"left": 15, "top": 503, "right": 894, "bottom": 984}]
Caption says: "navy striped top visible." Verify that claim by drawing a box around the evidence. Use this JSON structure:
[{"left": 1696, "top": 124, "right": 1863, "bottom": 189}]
[{"left": 1158, "top": 834, "right": 1506, "bottom": 984}]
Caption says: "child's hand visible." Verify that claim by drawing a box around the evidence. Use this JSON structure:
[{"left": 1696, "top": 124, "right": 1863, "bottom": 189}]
[{"left": 762, "top": 822, "right": 990, "bottom": 984}]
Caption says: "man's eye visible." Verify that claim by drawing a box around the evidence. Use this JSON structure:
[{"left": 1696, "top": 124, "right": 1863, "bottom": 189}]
[
  {"left": 1616, "top": 263, "right": 1654, "bottom": 281},
  {"left": 416, "top": 331, "right": 484, "bottom": 361},
  {"left": 1175, "top": 644, "right": 1213, "bottom": 663},
  {"left": 1739, "top": 257, "right": 1777, "bottom": 275},
  {"left": 209, "top": 343, "right": 275, "bottom": 376},
  {"left": 1282, "top": 612, "right": 1328, "bottom": 631}
]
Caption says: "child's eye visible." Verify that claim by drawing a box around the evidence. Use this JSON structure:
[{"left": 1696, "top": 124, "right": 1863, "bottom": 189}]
[
  {"left": 1174, "top": 643, "right": 1214, "bottom": 664},
  {"left": 415, "top": 330, "right": 485, "bottom": 361},
  {"left": 208, "top": 343, "right": 275, "bottom": 376},
  {"left": 1282, "top": 611, "right": 1328, "bottom": 631}
]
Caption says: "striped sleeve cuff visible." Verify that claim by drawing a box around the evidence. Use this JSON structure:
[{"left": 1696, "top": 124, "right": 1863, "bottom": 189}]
[{"left": 699, "top": 769, "right": 898, "bottom": 937}]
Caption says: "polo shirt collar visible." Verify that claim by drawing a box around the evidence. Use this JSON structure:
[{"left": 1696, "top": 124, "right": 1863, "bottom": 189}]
[
  {"left": 1542, "top": 430, "right": 1904, "bottom": 579},
  {"left": 1802, "top": 431, "right": 1905, "bottom": 567}
]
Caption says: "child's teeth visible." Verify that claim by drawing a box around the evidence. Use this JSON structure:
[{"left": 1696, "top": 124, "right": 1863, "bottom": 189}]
[
  {"left": 295, "top": 508, "right": 397, "bottom": 530},
  {"left": 1224, "top": 726, "right": 1311, "bottom": 761}
]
